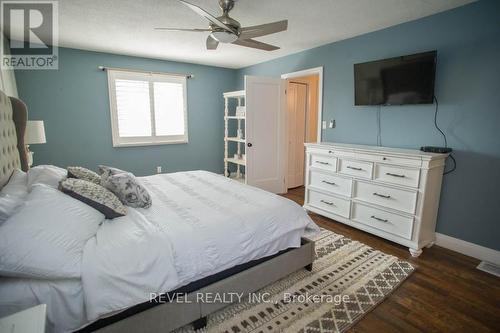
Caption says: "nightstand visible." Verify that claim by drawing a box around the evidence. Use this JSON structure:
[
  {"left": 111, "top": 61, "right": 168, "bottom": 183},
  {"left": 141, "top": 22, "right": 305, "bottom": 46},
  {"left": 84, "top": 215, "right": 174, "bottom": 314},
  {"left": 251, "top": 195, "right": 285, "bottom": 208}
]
[{"left": 0, "top": 304, "right": 46, "bottom": 333}]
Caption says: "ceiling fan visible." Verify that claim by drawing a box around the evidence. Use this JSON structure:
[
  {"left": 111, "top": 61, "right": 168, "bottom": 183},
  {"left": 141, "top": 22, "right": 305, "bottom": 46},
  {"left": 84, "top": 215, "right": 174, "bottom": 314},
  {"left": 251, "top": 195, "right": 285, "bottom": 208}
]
[{"left": 155, "top": 0, "right": 288, "bottom": 51}]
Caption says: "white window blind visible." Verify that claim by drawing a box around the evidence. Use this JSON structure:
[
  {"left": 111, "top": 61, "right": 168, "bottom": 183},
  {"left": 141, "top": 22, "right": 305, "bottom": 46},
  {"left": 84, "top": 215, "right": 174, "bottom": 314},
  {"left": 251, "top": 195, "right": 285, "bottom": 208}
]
[{"left": 107, "top": 69, "right": 188, "bottom": 147}]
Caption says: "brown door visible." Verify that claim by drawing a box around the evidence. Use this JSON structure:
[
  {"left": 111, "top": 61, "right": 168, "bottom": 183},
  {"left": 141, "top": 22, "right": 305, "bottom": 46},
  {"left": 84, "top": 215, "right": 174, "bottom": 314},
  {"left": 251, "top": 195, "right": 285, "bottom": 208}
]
[{"left": 287, "top": 81, "right": 307, "bottom": 188}]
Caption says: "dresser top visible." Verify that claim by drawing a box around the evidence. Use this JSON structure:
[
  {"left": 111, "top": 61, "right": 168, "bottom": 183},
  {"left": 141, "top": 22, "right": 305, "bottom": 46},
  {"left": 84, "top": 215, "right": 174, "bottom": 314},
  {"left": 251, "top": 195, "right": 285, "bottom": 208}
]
[{"left": 305, "top": 142, "right": 448, "bottom": 160}]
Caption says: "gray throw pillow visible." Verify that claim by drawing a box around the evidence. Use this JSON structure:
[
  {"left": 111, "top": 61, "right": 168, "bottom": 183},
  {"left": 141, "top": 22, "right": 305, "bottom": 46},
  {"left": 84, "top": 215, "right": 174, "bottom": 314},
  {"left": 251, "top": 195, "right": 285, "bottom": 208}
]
[
  {"left": 100, "top": 172, "right": 152, "bottom": 209},
  {"left": 67, "top": 166, "right": 101, "bottom": 184},
  {"left": 98, "top": 165, "right": 126, "bottom": 177},
  {"left": 59, "top": 178, "right": 127, "bottom": 219}
]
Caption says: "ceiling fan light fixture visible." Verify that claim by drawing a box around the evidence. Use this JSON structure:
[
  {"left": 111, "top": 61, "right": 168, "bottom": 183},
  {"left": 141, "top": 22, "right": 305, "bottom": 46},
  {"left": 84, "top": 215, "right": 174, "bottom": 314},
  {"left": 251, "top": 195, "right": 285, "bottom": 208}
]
[
  {"left": 156, "top": 0, "right": 287, "bottom": 51},
  {"left": 211, "top": 31, "right": 238, "bottom": 43}
]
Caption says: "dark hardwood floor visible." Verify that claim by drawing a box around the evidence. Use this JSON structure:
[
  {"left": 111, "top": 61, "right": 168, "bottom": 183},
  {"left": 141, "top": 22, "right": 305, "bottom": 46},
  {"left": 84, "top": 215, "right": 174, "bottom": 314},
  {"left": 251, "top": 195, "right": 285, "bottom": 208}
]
[{"left": 283, "top": 187, "right": 500, "bottom": 332}]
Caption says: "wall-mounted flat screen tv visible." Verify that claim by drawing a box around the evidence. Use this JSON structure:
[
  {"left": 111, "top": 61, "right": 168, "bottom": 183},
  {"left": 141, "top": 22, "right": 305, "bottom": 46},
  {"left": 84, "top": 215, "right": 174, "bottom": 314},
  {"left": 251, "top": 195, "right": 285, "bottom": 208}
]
[{"left": 354, "top": 51, "right": 437, "bottom": 106}]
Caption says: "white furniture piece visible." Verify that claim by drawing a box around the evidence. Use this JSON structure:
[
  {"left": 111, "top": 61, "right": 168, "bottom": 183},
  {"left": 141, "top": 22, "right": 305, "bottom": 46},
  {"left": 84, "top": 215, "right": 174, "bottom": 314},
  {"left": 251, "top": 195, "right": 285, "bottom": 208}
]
[
  {"left": 223, "top": 76, "right": 287, "bottom": 193},
  {"left": 0, "top": 304, "right": 46, "bottom": 333},
  {"left": 304, "top": 142, "right": 448, "bottom": 257},
  {"left": 25, "top": 120, "right": 46, "bottom": 167},
  {"left": 224, "top": 90, "right": 246, "bottom": 183}
]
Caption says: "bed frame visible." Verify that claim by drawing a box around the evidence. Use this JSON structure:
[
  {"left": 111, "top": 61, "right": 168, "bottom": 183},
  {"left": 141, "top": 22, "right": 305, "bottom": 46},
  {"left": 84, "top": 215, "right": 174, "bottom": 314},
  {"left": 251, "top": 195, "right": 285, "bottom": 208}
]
[
  {"left": 0, "top": 89, "right": 316, "bottom": 332},
  {"left": 84, "top": 239, "right": 314, "bottom": 332}
]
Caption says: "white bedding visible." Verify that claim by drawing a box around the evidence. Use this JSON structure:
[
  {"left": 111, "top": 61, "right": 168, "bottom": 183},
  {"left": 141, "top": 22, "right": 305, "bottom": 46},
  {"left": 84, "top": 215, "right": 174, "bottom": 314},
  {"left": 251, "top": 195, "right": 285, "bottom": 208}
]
[
  {"left": 1, "top": 170, "right": 318, "bottom": 332},
  {"left": 82, "top": 171, "right": 318, "bottom": 321}
]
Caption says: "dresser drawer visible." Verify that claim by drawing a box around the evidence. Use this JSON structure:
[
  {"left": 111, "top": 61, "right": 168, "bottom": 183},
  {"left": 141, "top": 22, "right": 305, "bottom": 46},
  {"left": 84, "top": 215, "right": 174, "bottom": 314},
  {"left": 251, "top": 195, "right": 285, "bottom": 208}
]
[
  {"left": 308, "top": 190, "right": 351, "bottom": 218},
  {"left": 309, "top": 153, "right": 337, "bottom": 172},
  {"left": 308, "top": 147, "right": 355, "bottom": 159},
  {"left": 374, "top": 164, "right": 420, "bottom": 188},
  {"left": 351, "top": 203, "right": 414, "bottom": 240},
  {"left": 355, "top": 153, "right": 422, "bottom": 167},
  {"left": 353, "top": 181, "right": 417, "bottom": 214},
  {"left": 309, "top": 171, "right": 352, "bottom": 197},
  {"left": 338, "top": 159, "right": 373, "bottom": 179}
]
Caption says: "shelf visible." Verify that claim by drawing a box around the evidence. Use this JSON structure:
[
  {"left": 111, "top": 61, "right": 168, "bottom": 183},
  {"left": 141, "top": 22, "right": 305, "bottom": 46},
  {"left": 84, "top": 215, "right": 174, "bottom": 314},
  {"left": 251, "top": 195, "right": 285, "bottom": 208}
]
[
  {"left": 226, "top": 157, "right": 246, "bottom": 166},
  {"left": 223, "top": 90, "right": 245, "bottom": 98},
  {"left": 228, "top": 174, "right": 245, "bottom": 184},
  {"left": 225, "top": 137, "right": 246, "bottom": 143},
  {"left": 225, "top": 116, "right": 246, "bottom": 120}
]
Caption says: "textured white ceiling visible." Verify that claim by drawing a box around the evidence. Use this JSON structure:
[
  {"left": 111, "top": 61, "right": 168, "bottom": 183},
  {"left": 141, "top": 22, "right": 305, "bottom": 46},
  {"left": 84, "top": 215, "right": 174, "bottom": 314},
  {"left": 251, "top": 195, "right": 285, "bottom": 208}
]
[{"left": 33, "top": 0, "right": 476, "bottom": 68}]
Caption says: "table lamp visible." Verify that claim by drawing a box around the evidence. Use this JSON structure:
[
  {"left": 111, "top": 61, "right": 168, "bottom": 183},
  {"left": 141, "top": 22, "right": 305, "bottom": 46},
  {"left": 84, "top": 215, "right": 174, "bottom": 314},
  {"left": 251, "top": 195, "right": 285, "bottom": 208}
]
[{"left": 25, "top": 120, "right": 46, "bottom": 167}]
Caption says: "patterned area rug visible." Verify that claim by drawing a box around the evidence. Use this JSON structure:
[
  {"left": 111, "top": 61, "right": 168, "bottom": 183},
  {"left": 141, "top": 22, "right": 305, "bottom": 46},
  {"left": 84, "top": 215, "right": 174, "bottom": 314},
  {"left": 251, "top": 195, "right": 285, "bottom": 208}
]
[{"left": 176, "top": 228, "right": 414, "bottom": 333}]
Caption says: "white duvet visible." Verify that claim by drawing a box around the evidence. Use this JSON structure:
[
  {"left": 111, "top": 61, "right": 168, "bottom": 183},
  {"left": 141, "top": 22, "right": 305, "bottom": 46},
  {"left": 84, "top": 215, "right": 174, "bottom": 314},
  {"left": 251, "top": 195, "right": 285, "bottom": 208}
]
[{"left": 1, "top": 170, "right": 318, "bottom": 332}]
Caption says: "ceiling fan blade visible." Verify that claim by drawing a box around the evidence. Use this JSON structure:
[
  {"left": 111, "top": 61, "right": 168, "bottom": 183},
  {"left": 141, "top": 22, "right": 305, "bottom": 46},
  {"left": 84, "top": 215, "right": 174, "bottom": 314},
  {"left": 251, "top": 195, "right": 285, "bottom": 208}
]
[
  {"left": 179, "top": 0, "right": 235, "bottom": 33},
  {"left": 233, "top": 38, "right": 280, "bottom": 51},
  {"left": 239, "top": 20, "right": 288, "bottom": 39},
  {"left": 206, "top": 35, "right": 219, "bottom": 50},
  {"left": 155, "top": 28, "right": 211, "bottom": 32}
]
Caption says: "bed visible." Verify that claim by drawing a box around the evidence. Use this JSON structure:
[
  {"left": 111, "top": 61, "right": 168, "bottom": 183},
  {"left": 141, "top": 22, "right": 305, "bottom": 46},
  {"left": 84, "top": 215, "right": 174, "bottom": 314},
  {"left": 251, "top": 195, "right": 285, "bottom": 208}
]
[{"left": 0, "top": 90, "right": 318, "bottom": 333}]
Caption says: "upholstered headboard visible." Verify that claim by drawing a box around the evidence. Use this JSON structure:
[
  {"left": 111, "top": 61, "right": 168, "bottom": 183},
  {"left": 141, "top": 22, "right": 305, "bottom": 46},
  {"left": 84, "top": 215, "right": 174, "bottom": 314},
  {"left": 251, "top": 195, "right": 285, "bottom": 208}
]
[{"left": 0, "top": 90, "right": 29, "bottom": 188}]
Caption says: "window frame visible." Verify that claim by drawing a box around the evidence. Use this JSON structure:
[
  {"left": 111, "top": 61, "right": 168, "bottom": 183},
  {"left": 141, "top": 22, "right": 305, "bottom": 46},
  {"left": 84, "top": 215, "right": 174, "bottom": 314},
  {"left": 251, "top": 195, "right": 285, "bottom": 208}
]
[{"left": 107, "top": 69, "right": 188, "bottom": 147}]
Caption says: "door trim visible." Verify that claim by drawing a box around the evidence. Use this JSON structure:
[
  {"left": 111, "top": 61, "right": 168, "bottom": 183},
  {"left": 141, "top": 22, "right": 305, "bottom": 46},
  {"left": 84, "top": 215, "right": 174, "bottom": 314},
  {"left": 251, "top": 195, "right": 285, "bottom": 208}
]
[{"left": 281, "top": 66, "right": 323, "bottom": 143}]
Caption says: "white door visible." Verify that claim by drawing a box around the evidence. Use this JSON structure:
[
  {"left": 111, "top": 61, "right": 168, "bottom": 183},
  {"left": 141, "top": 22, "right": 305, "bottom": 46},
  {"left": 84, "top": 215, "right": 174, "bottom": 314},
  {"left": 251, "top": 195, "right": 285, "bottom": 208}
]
[
  {"left": 287, "top": 82, "right": 307, "bottom": 188},
  {"left": 245, "top": 75, "right": 286, "bottom": 194}
]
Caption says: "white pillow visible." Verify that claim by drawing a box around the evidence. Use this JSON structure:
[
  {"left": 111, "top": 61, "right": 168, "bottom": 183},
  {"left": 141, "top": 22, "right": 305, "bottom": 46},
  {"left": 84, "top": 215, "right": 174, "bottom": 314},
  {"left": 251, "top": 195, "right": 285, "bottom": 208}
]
[
  {"left": 0, "top": 184, "right": 105, "bottom": 279},
  {"left": 27, "top": 165, "right": 67, "bottom": 190},
  {"left": 0, "top": 169, "right": 28, "bottom": 198},
  {"left": 0, "top": 170, "right": 28, "bottom": 224},
  {"left": 0, "top": 195, "right": 25, "bottom": 224}
]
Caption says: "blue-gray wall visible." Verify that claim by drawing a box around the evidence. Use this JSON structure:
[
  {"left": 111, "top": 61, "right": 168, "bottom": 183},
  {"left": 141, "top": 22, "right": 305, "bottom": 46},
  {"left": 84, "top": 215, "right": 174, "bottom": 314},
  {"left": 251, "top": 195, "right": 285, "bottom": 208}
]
[
  {"left": 15, "top": 48, "right": 236, "bottom": 176},
  {"left": 236, "top": 0, "right": 500, "bottom": 250}
]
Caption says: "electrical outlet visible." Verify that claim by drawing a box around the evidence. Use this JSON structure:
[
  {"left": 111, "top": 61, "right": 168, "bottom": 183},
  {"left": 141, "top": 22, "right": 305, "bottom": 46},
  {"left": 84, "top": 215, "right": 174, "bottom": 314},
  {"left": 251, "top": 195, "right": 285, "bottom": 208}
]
[
  {"left": 322, "top": 120, "right": 327, "bottom": 129},
  {"left": 156, "top": 166, "right": 162, "bottom": 174},
  {"left": 329, "top": 119, "right": 336, "bottom": 128}
]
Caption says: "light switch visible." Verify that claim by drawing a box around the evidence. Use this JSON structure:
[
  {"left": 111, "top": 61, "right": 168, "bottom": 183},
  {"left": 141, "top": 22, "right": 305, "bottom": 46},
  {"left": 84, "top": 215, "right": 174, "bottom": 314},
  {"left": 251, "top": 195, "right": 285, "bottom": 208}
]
[
  {"left": 329, "top": 119, "right": 336, "bottom": 128},
  {"left": 322, "top": 120, "right": 327, "bottom": 129}
]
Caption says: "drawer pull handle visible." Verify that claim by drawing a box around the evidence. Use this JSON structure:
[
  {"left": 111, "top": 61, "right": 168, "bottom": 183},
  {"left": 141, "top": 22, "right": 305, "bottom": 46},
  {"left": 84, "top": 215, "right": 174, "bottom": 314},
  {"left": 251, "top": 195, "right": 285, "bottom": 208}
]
[
  {"left": 386, "top": 172, "right": 405, "bottom": 178},
  {"left": 321, "top": 180, "right": 336, "bottom": 186},
  {"left": 373, "top": 192, "right": 391, "bottom": 199},
  {"left": 320, "top": 199, "right": 335, "bottom": 206},
  {"left": 347, "top": 166, "right": 363, "bottom": 171},
  {"left": 371, "top": 215, "right": 389, "bottom": 223},
  {"left": 315, "top": 161, "right": 330, "bottom": 165},
  {"left": 328, "top": 150, "right": 334, "bottom": 154}
]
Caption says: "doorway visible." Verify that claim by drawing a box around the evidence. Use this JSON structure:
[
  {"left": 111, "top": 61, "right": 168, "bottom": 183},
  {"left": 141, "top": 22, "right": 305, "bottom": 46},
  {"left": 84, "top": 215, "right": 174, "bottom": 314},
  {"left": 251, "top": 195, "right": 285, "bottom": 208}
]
[{"left": 284, "top": 70, "right": 321, "bottom": 189}]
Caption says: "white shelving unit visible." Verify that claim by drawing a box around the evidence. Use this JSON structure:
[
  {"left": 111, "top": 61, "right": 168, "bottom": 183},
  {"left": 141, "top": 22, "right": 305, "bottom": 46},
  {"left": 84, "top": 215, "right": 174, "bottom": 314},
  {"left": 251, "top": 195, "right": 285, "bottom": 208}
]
[{"left": 223, "top": 90, "right": 246, "bottom": 184}]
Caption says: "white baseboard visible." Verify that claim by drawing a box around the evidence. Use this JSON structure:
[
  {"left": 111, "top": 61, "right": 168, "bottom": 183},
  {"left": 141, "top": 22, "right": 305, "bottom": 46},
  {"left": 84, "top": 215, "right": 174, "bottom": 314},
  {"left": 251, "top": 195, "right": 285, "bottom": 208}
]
[{"left": 435, "top": 233, "right": 500, "bottom": 266}]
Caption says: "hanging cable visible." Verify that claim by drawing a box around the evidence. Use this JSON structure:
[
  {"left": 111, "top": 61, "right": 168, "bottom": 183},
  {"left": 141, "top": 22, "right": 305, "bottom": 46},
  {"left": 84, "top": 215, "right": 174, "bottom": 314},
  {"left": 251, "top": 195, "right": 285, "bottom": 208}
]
[
  {"left": 444, "top": 154, "right": 456, "bottom": 175},
  {"left": 434, "top": 96, "right": 457, "bottom": 175},
  {"left": 433, "top": 96, "right": 447, "bottom": 147},
  {"left": 376, "top": 105, "right": 382, "bottom": 146}
]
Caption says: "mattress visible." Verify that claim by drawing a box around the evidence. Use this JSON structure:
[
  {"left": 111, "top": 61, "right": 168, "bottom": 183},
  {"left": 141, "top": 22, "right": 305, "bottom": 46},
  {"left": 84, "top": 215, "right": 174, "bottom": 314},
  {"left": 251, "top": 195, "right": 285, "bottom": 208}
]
[{"left": 1, "top": 170, "right": 319, "bottom": 332}]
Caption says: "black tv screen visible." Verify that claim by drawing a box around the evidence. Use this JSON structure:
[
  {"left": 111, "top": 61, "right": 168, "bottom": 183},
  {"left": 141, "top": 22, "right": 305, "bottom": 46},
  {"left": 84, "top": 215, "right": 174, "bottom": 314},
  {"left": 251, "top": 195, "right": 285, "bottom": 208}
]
[{"left": 354, "top": 51, "right": 437, "bottom": 106}]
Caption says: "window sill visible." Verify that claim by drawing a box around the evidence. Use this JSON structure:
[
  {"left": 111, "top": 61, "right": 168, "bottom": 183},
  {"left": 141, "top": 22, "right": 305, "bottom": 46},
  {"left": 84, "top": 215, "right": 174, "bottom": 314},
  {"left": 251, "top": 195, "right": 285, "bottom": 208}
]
[{"left": 112, "top": 140, "right": 188, "bottom": 148}]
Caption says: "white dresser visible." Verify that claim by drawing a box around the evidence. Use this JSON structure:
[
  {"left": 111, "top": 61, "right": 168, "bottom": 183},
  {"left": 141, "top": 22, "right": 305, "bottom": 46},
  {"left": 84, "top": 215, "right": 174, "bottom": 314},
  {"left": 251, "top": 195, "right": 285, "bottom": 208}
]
[{"left": 304, "top": 143, "right": 448, "bottom": 257}]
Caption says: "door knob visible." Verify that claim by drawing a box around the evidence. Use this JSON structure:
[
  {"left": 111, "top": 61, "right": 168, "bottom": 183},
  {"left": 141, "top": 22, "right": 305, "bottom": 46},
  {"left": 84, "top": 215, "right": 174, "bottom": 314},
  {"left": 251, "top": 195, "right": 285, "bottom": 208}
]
[{"left": 247, "top": 143, "right": 253, "bottom": 147}]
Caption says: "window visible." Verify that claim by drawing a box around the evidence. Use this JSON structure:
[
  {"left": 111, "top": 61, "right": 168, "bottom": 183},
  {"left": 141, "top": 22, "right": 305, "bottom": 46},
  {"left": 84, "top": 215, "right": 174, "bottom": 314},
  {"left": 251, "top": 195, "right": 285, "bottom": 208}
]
[{"left": 107, "top": 69, "right": 188, "bottom": 147}]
